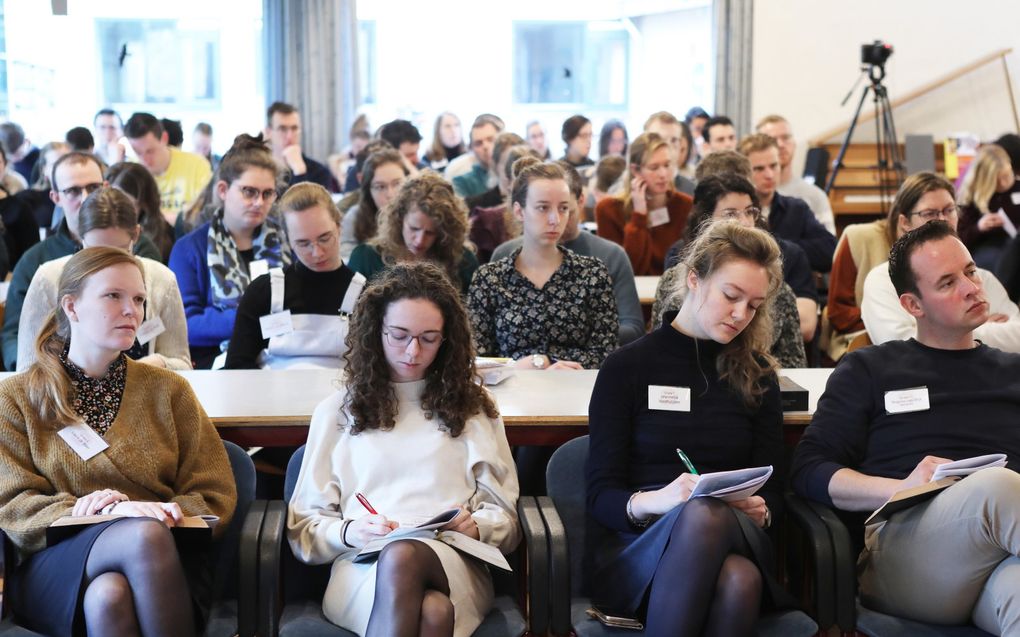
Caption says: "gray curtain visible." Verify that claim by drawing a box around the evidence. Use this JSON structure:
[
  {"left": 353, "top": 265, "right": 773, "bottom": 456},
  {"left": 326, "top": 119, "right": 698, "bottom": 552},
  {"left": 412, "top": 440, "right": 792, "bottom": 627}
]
[
  {"left": 712, "top": 0, "right": 753, "bottom": 134},
  {"left": 263, "top": 0, "right": 360, "bottom": 162}
]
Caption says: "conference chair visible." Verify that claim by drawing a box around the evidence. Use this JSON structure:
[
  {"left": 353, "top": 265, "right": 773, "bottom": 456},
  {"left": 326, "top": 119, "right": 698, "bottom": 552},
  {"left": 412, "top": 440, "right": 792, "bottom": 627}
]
[
  {"left": 255, "top": 444, "right": 548, "bottom": 637},
  {"left": 785, "top": 493, "right": 993, "bottom": 636},
  {"left": 539, "top": 436, "right": 818, "bottom": 637},
  {"left": 0, "top": 440, "right": 264, "bottom": 637}
]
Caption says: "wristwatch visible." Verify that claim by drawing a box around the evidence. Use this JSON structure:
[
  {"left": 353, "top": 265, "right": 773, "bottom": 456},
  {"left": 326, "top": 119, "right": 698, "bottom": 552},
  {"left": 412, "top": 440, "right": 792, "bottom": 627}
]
[
  {"left": 763, "top": 506, "right": 772, "bottom": 529},
  {"left": 532, "top": 354, "right": 546, "bottom": 369}
]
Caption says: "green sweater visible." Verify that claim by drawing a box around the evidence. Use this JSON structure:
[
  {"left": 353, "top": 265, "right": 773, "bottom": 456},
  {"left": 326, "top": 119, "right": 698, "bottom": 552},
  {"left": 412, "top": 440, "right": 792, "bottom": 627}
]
[{"left": 348, "top": 244, "right": 479, "bottom": 293}]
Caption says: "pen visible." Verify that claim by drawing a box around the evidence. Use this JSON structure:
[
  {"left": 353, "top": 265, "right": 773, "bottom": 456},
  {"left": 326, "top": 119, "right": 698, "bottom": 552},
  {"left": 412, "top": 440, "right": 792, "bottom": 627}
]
[
  {"left": 355, "top": 492, "right": 378, "bottom": 515},
  {"left": 676, "top": 449, "right": 699, "bottom": 476}
]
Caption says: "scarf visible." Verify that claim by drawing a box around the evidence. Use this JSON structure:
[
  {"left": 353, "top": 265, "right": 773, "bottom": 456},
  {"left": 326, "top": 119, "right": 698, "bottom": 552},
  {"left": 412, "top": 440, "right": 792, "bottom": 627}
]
[{"left": 207, "top": 208, "right": 290, "bottom": 309}]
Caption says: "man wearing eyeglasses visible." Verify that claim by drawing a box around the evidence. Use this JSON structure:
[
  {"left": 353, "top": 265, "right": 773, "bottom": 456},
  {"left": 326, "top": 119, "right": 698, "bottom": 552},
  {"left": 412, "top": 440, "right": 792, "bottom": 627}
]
[
  {"left": 862, "top": 171, "right": 1020, "bottom": 351},
  {"left": 0, "top": 152, "right": 160, "bottom": 370},
  {"left": 264, "top": 101, "right": 335, "bottom": 192},
  {"left": 124, "top": 112, "right": 212, "bottom": 227}
]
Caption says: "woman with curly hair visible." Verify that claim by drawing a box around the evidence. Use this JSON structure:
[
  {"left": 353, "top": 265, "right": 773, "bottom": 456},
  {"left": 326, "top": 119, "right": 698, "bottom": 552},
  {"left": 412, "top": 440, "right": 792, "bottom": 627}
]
[
  {"left": 287, "top": 262, "right": 520, "bottom": 637},
  {"left": 347, "top": 172, "right": 479, "bottom": 292}
]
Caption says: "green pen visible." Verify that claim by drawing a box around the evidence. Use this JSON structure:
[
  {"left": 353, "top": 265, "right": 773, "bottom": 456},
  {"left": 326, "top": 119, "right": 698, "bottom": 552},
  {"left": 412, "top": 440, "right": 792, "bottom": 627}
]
[{"left": 676, "top": 448, "right": 699, "bottom": 475}]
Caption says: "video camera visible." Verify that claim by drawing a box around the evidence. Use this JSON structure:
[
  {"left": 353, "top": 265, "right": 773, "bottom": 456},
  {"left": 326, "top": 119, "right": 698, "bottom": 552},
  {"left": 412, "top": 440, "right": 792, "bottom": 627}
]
[{"left": 861, "top": 40, "right": 893, "bottom": 68}]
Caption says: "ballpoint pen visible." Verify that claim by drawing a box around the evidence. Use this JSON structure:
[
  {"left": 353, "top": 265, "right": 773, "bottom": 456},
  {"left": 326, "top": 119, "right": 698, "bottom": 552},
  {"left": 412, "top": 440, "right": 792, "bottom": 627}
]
[
  {"left": 355, "top": 492, "right": 378, "bottom": 515},
  {"left": 676, "top": 448, "right": 699, "bottom": 476}
]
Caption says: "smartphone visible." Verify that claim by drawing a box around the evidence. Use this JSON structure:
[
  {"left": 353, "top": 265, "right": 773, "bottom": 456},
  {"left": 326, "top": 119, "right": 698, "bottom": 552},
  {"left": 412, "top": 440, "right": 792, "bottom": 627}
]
[{"left": 586, "top": 607, "right": 644, "bottom": 630}]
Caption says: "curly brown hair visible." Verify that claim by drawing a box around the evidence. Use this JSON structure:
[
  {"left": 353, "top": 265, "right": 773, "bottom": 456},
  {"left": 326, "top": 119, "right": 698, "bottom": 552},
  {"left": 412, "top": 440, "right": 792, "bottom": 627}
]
[
  {"left": 374, "top": 172, "right": 470, "bottom": 286},
  {"left": 342, "top": 262, "right": 498, "bottom": 436}
]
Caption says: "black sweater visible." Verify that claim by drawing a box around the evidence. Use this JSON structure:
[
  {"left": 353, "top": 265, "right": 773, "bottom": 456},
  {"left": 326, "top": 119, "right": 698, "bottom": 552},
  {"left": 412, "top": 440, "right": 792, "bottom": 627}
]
[
  {"left": 224, "top": 261, "right": 357, "bottom": 369},
  {"left": 585, "top": 323, "right": 784, "bottom": 534}
]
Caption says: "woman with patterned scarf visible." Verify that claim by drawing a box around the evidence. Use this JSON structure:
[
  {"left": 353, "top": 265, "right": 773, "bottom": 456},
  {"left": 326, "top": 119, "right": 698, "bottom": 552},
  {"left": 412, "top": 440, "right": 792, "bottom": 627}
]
[{"left": 169, "top": 134, "right": 291, "bottom": 368}]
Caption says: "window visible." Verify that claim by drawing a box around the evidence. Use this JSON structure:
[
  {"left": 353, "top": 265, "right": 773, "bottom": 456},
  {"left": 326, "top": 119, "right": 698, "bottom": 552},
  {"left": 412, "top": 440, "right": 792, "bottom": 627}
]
[{"left": 358, "top": 20, "right": 376, "bottom": 105}]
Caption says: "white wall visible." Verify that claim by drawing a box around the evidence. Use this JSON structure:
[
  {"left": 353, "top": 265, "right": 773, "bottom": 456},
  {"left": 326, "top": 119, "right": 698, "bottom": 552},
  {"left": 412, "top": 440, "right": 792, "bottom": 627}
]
[{"left": 753, "top": 0, "right": 1020, "bottom": 173}]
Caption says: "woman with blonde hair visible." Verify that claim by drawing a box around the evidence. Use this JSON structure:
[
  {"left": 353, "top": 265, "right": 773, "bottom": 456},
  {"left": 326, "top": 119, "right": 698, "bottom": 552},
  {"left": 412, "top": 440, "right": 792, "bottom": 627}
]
[
  {"left": 595, "top": 132, "right": 693, "bottom": 275},
  {"left": 348, "top": 172, "right": 479, "bottom": 292},
  {"left": 587, "top": 220, "right": 788, "bottom": 636},
  {"left": 957, "top": 144, "right": 1020, "bottom": 269},
  {"left": 0, "top": 246, "right": 234, "bottom": 636}
]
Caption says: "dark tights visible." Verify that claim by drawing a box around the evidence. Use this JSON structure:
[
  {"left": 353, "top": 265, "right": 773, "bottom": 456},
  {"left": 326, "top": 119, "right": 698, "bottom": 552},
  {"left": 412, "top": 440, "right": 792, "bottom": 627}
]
[
  {"left": 645, "top": 498, "right": 762, "bottom": 637},
  {"left": 82, "top": 518, "right": 195, "bottom": 637},
  {"left": 367, "top": 540, "right": 453, "bottom": 637}
]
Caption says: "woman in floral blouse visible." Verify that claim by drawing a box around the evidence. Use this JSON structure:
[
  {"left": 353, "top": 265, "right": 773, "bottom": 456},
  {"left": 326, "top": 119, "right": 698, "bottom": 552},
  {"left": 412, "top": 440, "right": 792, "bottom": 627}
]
[{"left": 467, "top": 158, "right": 617, "bottom": 370}]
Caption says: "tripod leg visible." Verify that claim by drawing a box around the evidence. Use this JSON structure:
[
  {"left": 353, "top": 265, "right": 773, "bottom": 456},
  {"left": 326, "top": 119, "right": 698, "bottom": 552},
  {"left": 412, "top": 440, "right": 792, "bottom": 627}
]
[{"left": 825, "top": 85, "right": 872, "bottom": 194}]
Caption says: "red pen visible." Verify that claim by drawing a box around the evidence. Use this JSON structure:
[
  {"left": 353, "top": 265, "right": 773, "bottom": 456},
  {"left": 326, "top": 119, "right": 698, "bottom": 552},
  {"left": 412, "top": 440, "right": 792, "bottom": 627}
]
[{"left": 355, "top": 492, "right": 378, "bottom": 515}]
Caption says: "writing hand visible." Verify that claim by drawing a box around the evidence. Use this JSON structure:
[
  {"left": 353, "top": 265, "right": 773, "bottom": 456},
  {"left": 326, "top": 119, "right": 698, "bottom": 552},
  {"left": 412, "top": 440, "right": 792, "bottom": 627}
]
[
  {"left": 900, "top": 455, "right": 953, "bottom": 491},
  {"left": 441, "top": 506, "right": 480, "bottom": 540},
  {"left": 346, "top": 514, "right": 399, "bottom": 548}
]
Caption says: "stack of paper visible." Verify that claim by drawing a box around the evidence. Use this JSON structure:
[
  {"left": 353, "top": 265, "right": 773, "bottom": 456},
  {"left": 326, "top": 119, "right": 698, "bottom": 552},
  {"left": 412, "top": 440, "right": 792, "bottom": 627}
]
[
  {"left": 931, "top": 453, "right": 1007, "bottom": 481},
  {"left": 689, "top": 466, "right": 773, "bottom": 502}
]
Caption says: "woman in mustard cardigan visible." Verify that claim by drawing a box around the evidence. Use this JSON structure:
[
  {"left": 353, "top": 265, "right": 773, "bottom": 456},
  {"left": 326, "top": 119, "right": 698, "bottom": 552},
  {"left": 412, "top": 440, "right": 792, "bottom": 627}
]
[{"left": 0, "top": 247, "right": 236, "bottom": 636}]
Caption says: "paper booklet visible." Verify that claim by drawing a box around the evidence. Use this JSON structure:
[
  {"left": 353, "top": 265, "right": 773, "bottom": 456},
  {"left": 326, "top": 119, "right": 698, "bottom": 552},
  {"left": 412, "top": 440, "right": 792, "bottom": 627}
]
[
  {"left": 688, "top": 466, "right": 773, "bottom": 502},
  {"left": 866, "top": 477, "right": 959, "bottom": 526},
  {"left": 353, "top": 508, "right": 511, "bottom": 571},
  {"left": 47, "top": 514, "right": 219, "bottom": 546},
  {"left": 930, "top": 453, "right": 1007, "bottom": 481},
  {"left": 475, "top": 357, "right": 514, "bottom": 386}
]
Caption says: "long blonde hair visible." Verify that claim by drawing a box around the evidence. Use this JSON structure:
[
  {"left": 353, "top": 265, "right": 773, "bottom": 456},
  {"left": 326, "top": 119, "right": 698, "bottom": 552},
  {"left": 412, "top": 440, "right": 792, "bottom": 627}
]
[
  {"left": 678, "top": 221, "right": 782, "bottom": 407},
  {"left": 26, "top": 247, "right": 143, "bottom": 428},
  {"left": 619, "top": 132, "right": 671, "bottom": 221},
  {"left": 958, "top": 145, "right": 1011, "bottom": 215}
]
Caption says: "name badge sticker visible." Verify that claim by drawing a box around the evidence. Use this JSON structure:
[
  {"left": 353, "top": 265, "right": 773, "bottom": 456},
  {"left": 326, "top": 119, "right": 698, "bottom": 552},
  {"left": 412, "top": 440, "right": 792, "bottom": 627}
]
[
  {"left": 249, "top": 259, "right": 270, "bottom": 280},
  {"left": 884, "top": 386, "right": 930, "bottom": 414},
  {"left": 58, "top": 423, "right": 110, "bottom": 461},
  {"left": 648, "top": 207, "right": 670, "bottom": 228},
  {"left": 1011, "top": 192, "right": 1020, "bottom": 206},
  {"left": 260, "top": 310, "right": 294, "bottom": 339},
  {"left": 135, "top": 317, "right": 166, "bottom": 345},
  {"left": 648, "top": 385, "right": 691, "bottom": 412}
]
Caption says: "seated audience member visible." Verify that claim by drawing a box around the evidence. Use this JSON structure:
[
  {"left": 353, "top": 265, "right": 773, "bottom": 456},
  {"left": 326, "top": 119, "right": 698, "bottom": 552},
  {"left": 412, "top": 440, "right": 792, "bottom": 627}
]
[
  {"left": 469, "top": 159, "right": 617, "bottom": 369},
  {"left": 596, "top": 132, "right": 693, "bottom": 276},
  {"left": 957, "top": 144, "right": 1020, "bottom": 270},
  {"left": 339, "top": 138, "right": 393, "bottom": 208},
  {"left": 644, "top": 111, "right": 696, "bottom": 195},
  {"left": 792, "top": 220, "right": 1020, "bottom": 635},
  {"left": 288, "top": 262, "right": 519, "bottom": 637},
  {"left": 378, "top": 119, "right": 426, "bottom": 171},
  {"left": 0, "top": 246, "right": 235, "bottom": 636},
  {"left": 559, "top": 114, "right": 594, "bottom": 170},
  {"left": 264, "top": 101, "right": 334, "bottom": 191},
  {"left": 124, "top": 112, "right": 213, "bottom": 227},
  {"left": 106, "top": 162, "right": 175, "bottom": 263},
  {"left": 756, "top": 114, "right": 836, "bottom": 234},
  {"left": 451, "top": 114, "right": 504, "bottom": 197},
  {"left": 161, "top": 119, "right": 184, "bottom": 148},
  {"left": 423, "top": 111, "right": 465, "bottom": 172},
  {"left": 65, "top": 126, "right": 95, "bottom": 153},
  {"left": 93, "top": 108, "right": 126, "bottom": 166},
  {"left": 525, "top": 120, "right": 552, "bottom": 159},
  {"left": 702, "top": 115, "right": 738, "bottom": 153},
  {"left": 0, "top": 122, "right": 39, "bottom": 184},
  {"left": 583, "top": 154, "right": 627, "bottom": 221},
  {"left": 226, "top": 183, "right": 365, "bottom": 369},
  {"left": 331, "top": 127, "right": 370, "bottom": 187},
  {"left": 739, "top": 133, "right": 836, "bottom": 272},
  {"left": 18, "top": 188, "right": 190, "bottom": 371},
  {"left": 18, "top": 141, "right": 67, "bottom": 236},
  {"left": 861, "top": 172, "right": 1020, "bottom": 350},
  {"left": 599, "top": 119, "right": 628, "bottom": 158},
  {"left": 2, "top": 153, "right": 160, "bottom": 371},
  {"left": 684, "top": 106, "right": 710, "bottom": 162},
  {"left": 0, "top": 145, "right": 39, "bottom": 266},
  {"left": 192, "top": 122, "right": 221, "bottom": 171},
  {"left": 340, "top": 148, "right": 409, "bottom": 260},
  {"left": 169, "top": 134, "right": 291, "bottom": 369},
  {"left": 465, "top": 133, "right": 525, "bottom": 211},
  {"left": 653, "top": 175, "right": 807, "bottom": 367},
  {"left": 464, "top": 133, "right": 528, "bottom": 263},
  {"left": 349, "top": 172, "right": 479, "bottom": 293},
  {"left": 492, "top": 160, "right": 643, "bottom": 346},
  {"left": 588, "top": 221, "right": 789, "bottom": 635}
]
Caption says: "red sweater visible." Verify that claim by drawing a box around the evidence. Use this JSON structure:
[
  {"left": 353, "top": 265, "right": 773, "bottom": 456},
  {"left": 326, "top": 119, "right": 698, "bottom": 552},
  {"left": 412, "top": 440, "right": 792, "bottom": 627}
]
[{"left": 595, "top": 191, "right": 692, "bottom": 276}]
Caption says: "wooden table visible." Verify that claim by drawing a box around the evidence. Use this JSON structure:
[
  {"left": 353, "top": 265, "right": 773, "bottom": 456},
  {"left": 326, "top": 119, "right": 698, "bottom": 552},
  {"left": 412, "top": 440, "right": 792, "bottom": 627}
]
[{"left": 181, "top": 368, "right": 833, "bottom": 448}]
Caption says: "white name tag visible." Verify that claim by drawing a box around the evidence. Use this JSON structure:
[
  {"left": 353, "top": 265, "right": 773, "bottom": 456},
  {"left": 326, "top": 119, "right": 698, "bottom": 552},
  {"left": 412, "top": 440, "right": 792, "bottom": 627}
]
[
  {"left": 648, "top": 385, "right": 691, "bottom": 412},
  {"left": 648, "top": 207, "right": 670, "bottom": 228},
  {"left": 135, "top": 317, "right": 166, "bottom": 345},
  {"left": 57, "top": 423, "right": 109, "bottom": 461},
  {"left": 1011, "top": 191, "right": 1020, "bottom": 205},
  {"left": 884, "top": 386, "right": 930, "bottom": 414},
  {"left": 249, "top": 259, "right": 270, "bottom": 280},
  {"left": 260, "top": 310, "right": 294, "bottom": 339}
]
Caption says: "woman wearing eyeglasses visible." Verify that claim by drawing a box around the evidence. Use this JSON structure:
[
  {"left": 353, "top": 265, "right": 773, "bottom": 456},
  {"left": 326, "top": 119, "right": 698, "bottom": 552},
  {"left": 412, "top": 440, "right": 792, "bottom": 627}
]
[
  {"left": 339, "top": 149, "right": 409, "bottom": 261},
  {"left": 225, "top": 183, "right": 365, "bottom": 369},
  {"left": 348, "top": 172, "right": 479, "bottom": 293},
  {"left": 288, "top": 262, "right": 519, "bottom": 637},
  {"left": 169, "top": 134, "right": 291, "bottom": 368}
]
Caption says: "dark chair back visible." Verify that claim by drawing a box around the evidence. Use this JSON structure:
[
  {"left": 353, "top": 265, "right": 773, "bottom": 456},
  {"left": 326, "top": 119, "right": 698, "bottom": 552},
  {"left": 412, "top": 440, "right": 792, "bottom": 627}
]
[
  {"left": 212, "top": 440, "right": 257, "bottom": 599},
  {"left": 545, "top": 436, "right": 589, "bottom": 598},
  {"left": 282, "top": 445, "right": 334, "bottom": 602}
]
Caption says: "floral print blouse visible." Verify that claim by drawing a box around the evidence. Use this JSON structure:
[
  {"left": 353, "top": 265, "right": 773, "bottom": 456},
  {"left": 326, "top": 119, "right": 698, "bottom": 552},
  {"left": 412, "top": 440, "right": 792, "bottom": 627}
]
[
  {"left": 467, "top": 247, "right": 618, "bottom": 369},
  {"left": 61, "top": 351, "right": 127, "bottom": 436}
]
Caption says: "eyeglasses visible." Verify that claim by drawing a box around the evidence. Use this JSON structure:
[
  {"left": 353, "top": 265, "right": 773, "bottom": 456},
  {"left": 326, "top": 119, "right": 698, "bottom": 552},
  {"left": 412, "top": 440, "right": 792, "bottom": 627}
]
[
  {"left": 292, "top": 231, "right": 338, "bottom": 252},
  {"left": 370, "top": 179, "right": 404, "bottom": 195},
  {"left": 60, "top": 183, "right": 104, "bottom": 200},
  {"left": 911, "top": 205, "right": 958, "bottom": 222},
  {"left": 718, "top": 206, "right": 762, "bottom": 222},
  {"left": 237, "top": 185, "right": 278, "bottom": 203},
  {"left": 383, "top": 327, "right": 444, "bottom": 349}
]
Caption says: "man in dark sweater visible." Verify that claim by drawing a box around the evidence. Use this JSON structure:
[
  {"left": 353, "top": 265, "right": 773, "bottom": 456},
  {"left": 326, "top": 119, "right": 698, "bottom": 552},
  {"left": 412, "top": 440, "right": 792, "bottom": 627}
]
[
  {"left": 791, "top": 221, "right": 1020, "bottom": 634},
  {"left": 264, "top": 101, "right": 335, "bottom": 192}
]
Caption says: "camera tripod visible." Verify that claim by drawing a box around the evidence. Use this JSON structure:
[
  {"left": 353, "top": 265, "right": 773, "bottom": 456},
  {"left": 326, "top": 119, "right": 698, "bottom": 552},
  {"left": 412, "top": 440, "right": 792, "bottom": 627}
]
[{"left": 824, "top": 64, "right": 904, "bottom": 215}]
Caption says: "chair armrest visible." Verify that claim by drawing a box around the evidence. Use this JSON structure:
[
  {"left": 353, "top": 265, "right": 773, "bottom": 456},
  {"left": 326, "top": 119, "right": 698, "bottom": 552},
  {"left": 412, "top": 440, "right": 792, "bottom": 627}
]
[
  {"left": 0, "top": 529, "right": 8, "bottom": 618},
  {"left": 257, "top": 500, "right": 288, "bottom": 637},
  {"left": 784, "top": 493, "right": 836, "bottom": 630},
  {"left": 517, "top": 496, "right": 548, "bottom": 637},
  {"left": 804, "top": 498, "right": 858, "bottom": 632},
  {"left": 536, "top": 496, "right": 571, "bottom": 637},
  {"left": 237, "top": 500, "right": 268, "bottom": 637}
]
